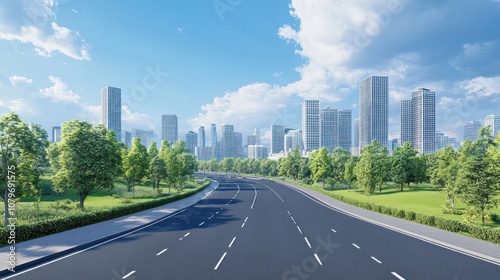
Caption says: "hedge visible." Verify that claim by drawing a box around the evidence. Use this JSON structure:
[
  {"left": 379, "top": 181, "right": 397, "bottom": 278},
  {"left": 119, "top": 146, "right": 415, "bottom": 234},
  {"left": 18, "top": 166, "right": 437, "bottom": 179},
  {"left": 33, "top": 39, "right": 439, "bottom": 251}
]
[{"left": 0, "top": 180, "right": 211, "bottom": 245}]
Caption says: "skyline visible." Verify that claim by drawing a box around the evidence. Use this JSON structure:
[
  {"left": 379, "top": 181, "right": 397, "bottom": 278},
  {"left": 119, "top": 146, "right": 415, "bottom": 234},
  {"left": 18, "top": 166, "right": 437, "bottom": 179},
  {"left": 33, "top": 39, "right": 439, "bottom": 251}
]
[{"left": 1, "top": 1, "right": 500, "bottom": 144}]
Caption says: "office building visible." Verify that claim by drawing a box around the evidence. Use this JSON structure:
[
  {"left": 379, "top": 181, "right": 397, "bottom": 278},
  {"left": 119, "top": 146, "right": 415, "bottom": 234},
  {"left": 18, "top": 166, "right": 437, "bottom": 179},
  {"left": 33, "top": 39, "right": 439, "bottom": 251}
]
[
  {"left": 52, "top": 126, "right": 61, "bottom": 143},
  {"left": 284, "top": 129, "right": 303, "bottom": 154},
  {"left": 247, "top": 135, "right": 257, "bottom": 146},
  {"left": 234, "top": 132, "right": 243, "bottom": 158},
  {"left": 463, "top": 121, "right": 482, "bottom": 142},
  {"left": 101, "top": 86, "right": 122, "bottom": 142},
  {"left": 400, "top": 99, "right": 413, "bottom": 146},
  {"left": 185, "top": 131, "right": 198, "bottom": 154},
  {"left": 221, "top": 124, "right": 235, "bottom": 158},
  {"left": 302, "top": 100, "right": 320, "bottom": 152},
  {"left": 271, "top": 124, "right": 285, "bottom": 154},
  {"left": 321, "top": 107, "right": 338, "bottom": 152},
  {"left": 484, "top": 114, "right": 500, "bottom": 138},
  {"left": 254, "top": 128, "right": 262, "bottom": 145},
  {"left": 248, "top": 145, "right": 268, "bottom": 160},
  {"left": 162, "top": 114, "right": 178, "bottom": 144},
  {"left": 195, "top": 146, "right": 213, "bottom": 161},
  {"left": 121, "top": 130, "right": 132, "bottom": 148},
  {"left": 197, "top": 126, "right": 205, "bottom": 148},
  {"left": 338, "top": 110, "right": 352, "bottom": 152},
  {"left": 131, "top": 129, "right": 154, "bottom": 148},
  {"left": 359, "top": 76, "right": 388, "bottom": 149},
  {"left": 401, "top": 88, "right": 435, "bottom": 153}
]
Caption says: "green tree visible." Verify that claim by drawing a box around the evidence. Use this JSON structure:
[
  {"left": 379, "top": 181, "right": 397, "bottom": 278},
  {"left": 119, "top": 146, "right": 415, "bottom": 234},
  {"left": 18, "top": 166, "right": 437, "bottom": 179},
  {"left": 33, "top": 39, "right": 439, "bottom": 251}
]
[
  {"left": 299, "top": 157, "right": 311, "bottom": 180},
  {"left": 178, "top": 153, "right": 197, "bottom": 190},
  {"left": 53, "top": 120, "right": 121, "bottom": 210},
  {"left": 344, "top": 156, "right": 359, "bottom": 191},
  {"left": 278, "top": 156, "right": 289, "bottom": 179},
  {"left": 149, "top": 156, "right": 167, "bottom": 189},
  {"left": 355, "top": 140, "right": 388, "bottom": 195},
  {"left": 309, "top": 147, "right": 332, "bottom": 188},
  {"left": 391, "top": 142, "right": 417, "bottom": 192},
  {"left": 0, "top": 113, "right": 39, "bottom": 226},
  {"left": 456, "top": 128, "right": 500, "bottom": 224},
  {"left": 123, "top": 137, "right": 149, "bottom": 196},
  {"left": 147, "top": 141, "right": 158, "bottom": 161},
  {"left": 287, "top": 148, "right": 302, "bottom": 180},
  {"left": 208, "top": 158, "right": 219, "bottom": 172},
  {"left": 431, "top": 146, "right": 459, "bottom": 206},
  {"left": 221, "top": 157, "right": 234, "bottom": 175},
  {"left": 47, "top": 143, "right": 61, "bottom": 174},
  {"left": 331, "top": 147, "right": 351, "bottom": 187}
]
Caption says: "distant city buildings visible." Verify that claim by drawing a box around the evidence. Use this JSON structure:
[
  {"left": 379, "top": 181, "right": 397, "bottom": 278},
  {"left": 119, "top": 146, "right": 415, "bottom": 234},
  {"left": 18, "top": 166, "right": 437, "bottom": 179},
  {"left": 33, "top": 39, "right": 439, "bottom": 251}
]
[
  {"left": 121, "top": 130, "right": 132, "bottom": 148},
  {"left": 185, "top": 131, "right": 198, "bottom": 154},
  {"left": 131, "top": 129, "right": 154, "bottom": 148},
  {"left": 352, "top": 118, "right": 360, "bottom": 155},
  {"left": 484, "top": 114, "right": 500, "bottom": 138},
  {"left": 271, "top": 124, "right": 285, "bottom": 154},
  {"left": 248, "top": 145, "right": 268, "bottom": 160},
  {"left": 463, "top": 121, "right": 482, "bottom": 142},
  {"left": 338, "top": 110, "right": 352, "bottom": 152},
  {"left": 284, "top": 129, "right": 303, "bottom": 155},
  {"left": 302, "top": 100, "right": 320, "bottom": 152},
  {"left": 197, "top": 126, "right": 205, "bottom": 148},
  {"left": 51, "top": 126, "right": 61, "bottom": 143},
  {"left": 162, "top": 114, "right": 178, "bottom": 144},
  {"left": 359, "top": 75, "right": 388, "bottom": 150},
  {"left": 101, "top": 86, "right": 122, "bottom": 142},
  {"left": 221, "top": 124, "right": 235, "bottom": 158},
  {"left": 320, "top": 107, "right": 338, "bottom": 152}
]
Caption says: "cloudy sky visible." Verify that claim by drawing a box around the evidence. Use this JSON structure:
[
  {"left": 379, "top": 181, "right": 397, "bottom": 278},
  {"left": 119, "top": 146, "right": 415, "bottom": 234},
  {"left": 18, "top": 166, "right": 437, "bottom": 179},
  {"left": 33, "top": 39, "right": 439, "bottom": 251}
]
[{"left": 1, "top": 0, "right": 499, "bottom": 145}]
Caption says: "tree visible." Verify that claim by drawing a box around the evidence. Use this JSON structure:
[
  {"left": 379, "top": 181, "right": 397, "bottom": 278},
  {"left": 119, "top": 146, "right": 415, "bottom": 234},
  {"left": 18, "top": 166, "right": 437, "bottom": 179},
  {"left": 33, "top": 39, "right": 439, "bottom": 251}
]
[
  {"left": 178, "top": 153, "right": 197, "bottom": 190},
  {"left": 0, "top": 113, "right": 39, "bottom": 226},
  {"left": 331, "top": 147, "right": 351, "bottom": 187},
  {"left": 391, "top": 142, "right": 417, "bottom": 192},
  {"left": 299, "top": 157, "right": 311, "bottom": 180},
  {"left": 287, "top": 148, "right": 302, "bottom": 180},
  {"left": 30, "top": 124, "right": 50, "bottom": 177},
  {"left": 123, "top": 138, "right": 149, "bottom": 196},
  {"left": 147, "top": 141, "right": 158, "bottom": 161},
  {"left": 309, "top": 147, "right": 332, "bottom": 188},
  {"left": 47, "top": 143, "right": 61, "bottom": 174},
  {"left": 162, "top": 147, "right": 182, "bottom": 195},
  {"left": 149, "top": 156, "right": 166, "bottom": 189},
  {"left": 208, "top": 158, "right": 219, "bottom": 172},
  {"left": 221, "top": 157, "right": 234, "bottom": 175},
  {"left": 354, "top": 140, "right": 388, "bottom": 195},
  {"left": 53, "top": 121, "right": 121, "bottom": 210},
  {"left": 431, "top": 146, "right": 458, "bottom": 206},
  {"left": 456, "top": 127, "right": 500, "bottom": 224},
  {"left": 278, "top": 157, "right": 289, "bottom": 179},
  {"left": 344, "top": 156, "right": 359, "bottom": 191}
]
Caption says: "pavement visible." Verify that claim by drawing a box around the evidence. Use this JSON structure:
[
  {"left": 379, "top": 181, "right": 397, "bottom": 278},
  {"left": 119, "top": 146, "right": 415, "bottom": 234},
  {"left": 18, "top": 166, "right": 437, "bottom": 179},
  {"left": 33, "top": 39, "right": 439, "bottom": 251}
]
[
  {"left": 1, "top": 173, "right": 499, "bottom": 278},
  {"left": 0, "top": 179, "right": 219, "bottom": 274}
]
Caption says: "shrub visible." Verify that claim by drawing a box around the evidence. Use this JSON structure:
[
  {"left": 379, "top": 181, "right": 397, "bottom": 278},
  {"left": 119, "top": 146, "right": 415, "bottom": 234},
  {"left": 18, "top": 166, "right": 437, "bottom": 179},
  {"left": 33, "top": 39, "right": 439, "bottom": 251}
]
[
  {"left": 405, "top": 211, "right": 416, "bottom": 221},
  {"left": 490, "top": 213, "right": 499, "bottom": 223}
]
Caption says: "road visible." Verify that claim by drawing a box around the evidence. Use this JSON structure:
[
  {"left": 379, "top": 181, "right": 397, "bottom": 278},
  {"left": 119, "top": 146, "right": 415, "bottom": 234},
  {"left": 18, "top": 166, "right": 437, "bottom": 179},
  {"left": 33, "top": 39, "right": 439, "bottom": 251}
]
[{"left": 3, "top": 174, "right": 500, "bottom": 279}]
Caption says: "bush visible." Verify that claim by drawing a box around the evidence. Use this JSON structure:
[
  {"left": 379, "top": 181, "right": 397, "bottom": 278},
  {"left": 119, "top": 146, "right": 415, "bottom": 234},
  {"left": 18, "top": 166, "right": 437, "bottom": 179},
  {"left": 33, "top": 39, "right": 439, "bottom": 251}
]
[
  {"left": 490, "top": 213, "right": 500, "bottom": 223},
  {"left": 302, "top": 177, "right": 314, "bottom": 185},
  {"left": 405, "top": 211, "right": 416, "bottom": 221}
]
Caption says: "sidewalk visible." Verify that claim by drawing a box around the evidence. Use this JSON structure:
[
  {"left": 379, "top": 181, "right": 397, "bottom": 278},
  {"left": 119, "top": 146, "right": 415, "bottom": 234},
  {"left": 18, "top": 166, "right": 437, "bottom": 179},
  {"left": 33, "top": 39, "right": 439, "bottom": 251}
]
[
  {"left": 275, "top": 179, "right": 500, "bottom": 265},
  {"left": 0, "top": 180, "right": 219, "bottom": 274}
]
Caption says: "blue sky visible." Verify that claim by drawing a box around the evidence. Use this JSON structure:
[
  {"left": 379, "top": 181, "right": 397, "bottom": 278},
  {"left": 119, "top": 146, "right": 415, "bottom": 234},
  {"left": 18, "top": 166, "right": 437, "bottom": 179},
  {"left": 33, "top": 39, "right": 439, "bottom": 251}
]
[{"left": 1, "top": 0, "right": 500, "bottom": 145}]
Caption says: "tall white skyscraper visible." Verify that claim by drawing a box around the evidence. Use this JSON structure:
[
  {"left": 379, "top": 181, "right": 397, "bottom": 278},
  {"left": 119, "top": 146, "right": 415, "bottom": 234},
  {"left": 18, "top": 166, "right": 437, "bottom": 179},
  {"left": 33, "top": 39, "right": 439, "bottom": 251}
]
[
  {"left": 197, "top": 126, "right": 205, "bottom": 148},
  {"left": 464, "top": 121, "right": 482, "bottom": 141},
  {"left": 338, "top": 110, "right": 352, "bottom": 152},
  {"left": 254, "top": 128, "right": 262, "bottom": 145},
  {"left": 271, "top": 124, "right": 285, "bottom": 154},
  {"left": 484, "top": 114, "right": 500, "bottom": 138},
  {"left": 320, "top": 107, "right": 338, "bottom": 152},
  {"left": 359, "top": 76, "right": 388, "bottom": 150},
  {"left": 284, "top": 129, "right": 303, "bottom": 154},
  {"left": 162, "top": 114, "right": 178, "bottom": 144},
  {"left": 121, "top": 130, "right": 132, "bottom": 148},
  {"left": 221, "top": 124, "right": 235, "bottom": 158},
  {"left": 353, "top": 118, "right": 360, "bottom": 149},
  {"left": 210, "top": 124, "right": 217, "bottom": 148},
  {"left": 234, "top": 132, "right": 243, "bottom": 158},
  {"left": 302, "top": 100, "right": 320, "bottom": 152},
  {"left": 400, "top": 100, "right": 413, "bottom": 146},
  {"left": 52, "top": 126, "right": 61, "bottom": 143},
  {"left": 101, "top": 86, "right": 121, "bottom": 142},
  {"left": 185, "top": 131, "right": 198, "bottom": 154}
]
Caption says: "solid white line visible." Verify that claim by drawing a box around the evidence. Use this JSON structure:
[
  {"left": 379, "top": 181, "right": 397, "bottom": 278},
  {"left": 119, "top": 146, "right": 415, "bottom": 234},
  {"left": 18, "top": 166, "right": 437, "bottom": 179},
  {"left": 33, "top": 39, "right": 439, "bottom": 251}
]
[
  {"left": 331, "top": 228, "right": 337, "bottom": 233},
  {"left": 184, "top": 232, "right": 190, "bottom": 237},
  {"left": 314, "top": 254, "right": 323, "bottom": 266},
  {"left": 244, "top": 217, "right": 248, "bottom": 223},
  {"left": 251, "top": 185, "right": 257, "bottom": 209},
  {"left": 228, "top": 237, "right": 236, "bottom": 248},
  {"left": 122, "top": 271, "right": 136, "bottom": 279},
  {"left": 304, "top": 237, "right": 312, "bottom": 248},
  {"left": 352, "top": 243, "right": 360, "bottom": 249},
  {"left": 156, "top": 248, "right": 168, "bottom": 256},
  {"left": 371, "top": 256, "right": 382, "bottom": 264},
  {"left": 391, "top": 272, "right": 405, "bottom": 280},
  {"left": 297, "top": 226, "right": 303, "bottom": 234},
  {"left": 291, "top": 217, "right": 296, "bottom": 224},
  {"left": 287, "top": 210, "right": 291, "bottom": 216},
  {"left": 241, "top": 222, "right": 246, "bottom": 228},
  {"left": 0, "top": 208, "right": 189, "bottom": 279},
  {"left": 214, "top": 252, "right": 228, "bottom": 270},
  {"left": 199, "top": 222, "right": 205, "bottom": 226}
]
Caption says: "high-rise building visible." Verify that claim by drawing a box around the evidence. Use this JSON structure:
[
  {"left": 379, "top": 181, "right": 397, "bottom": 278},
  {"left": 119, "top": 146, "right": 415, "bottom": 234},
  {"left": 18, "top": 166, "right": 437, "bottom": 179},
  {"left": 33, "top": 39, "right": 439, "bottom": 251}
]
[
  {"left": 52, "top": 126, "right": 61, "bottom": 143},
  {"left": 401, "top": 88, "right": 436, "bottom": 153},
  {"left": 338, "top": 110, "right": 352, "bottom": 152},
  {"left": 101, "top": 86, "right": 122, "bottom": 142},
  {"left": 271, "top": 124, "right": 285, "bottom": 154},
  {"left": 121, "top": 130, "right": 132, "bottom": 148},
  {"left": 464, "top": 121, "right": 482, "bottom": 141},
  {"left": 234, "top": 132, "right": 243, "bottom": 158},
  {"left": 210, "top": 124, "right": 217, "bottom": 159},
  {"left": 435, "top": 132, "right": 446, "bottom": 150},
  {"left": 359, "top": 76, "right": 388, "bottom": 150},
  {"left": 484, "top": 114, "right": 500, "bottom": 138},
  {"left": 302, "top": 100, "right": 320, "bottom": 152},
  {"left": 247, "top": 135, "right": 257, "bottom": 146},
  {"left": 353, "top": 118, "right": 360, "bottom": 149},
  {"left": 391, "top": 139, "right": 399, "bottom": 153},
  {"left": 131, "top": 129, "right": 154, "bottom": 148},
  {"left": 162, "top": 114, "right": 178, "bottom": 144},
  {"left": 320, "top": 107, "right": 338, "bottom": 152},
  {"left": 195, "top": 146, "right": 213, "bottom": 161},
  {"left": 284, "top": 129, "right": 303, "bottom": 154},
  {"left": 185, "top": 131, "right": 198, "bottom": 154},
  {"left": 248, "top": 145, "right": 268, "bottom": 159},
  {"left": 221, "top": 124, "right": 235, "bottom": 158},
  {"left": 254, "top": 128, "right": 262, "bottom": 145},
  {"left": 197, "top": 126, "right": 205, "bottom": 148}
]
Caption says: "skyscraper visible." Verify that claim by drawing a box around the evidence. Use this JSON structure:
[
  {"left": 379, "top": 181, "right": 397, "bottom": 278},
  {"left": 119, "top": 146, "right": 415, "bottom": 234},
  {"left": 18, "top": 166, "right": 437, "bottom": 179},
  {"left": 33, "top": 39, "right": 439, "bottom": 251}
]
[
  {"left": 52, "top": 126, "right": 61, "bottom": 143},
  {"left": 412, "top": 88, "right": 435, "bottom": 153},
  {"left": 162, "top": 114, "right": 178, "bottom": 144},
  {"left": 284, "top": 129, "right": 303, "bottom": 154},
  {"left": 302, "top": 100, "right": 320, "bottom": 152},
  {"left": 271, "top": 124, "right": 285, "bottom": 154},
  {"left": 359, "top": 76, "right": 388, "bottom": 150},
  {"left": 185, "top": 131, "right": 198, "bottom": 154},
  {"left": 131, "top": 129, "right": 155, "bottom": 148},
  {"left": 484, "top": 114, "right": 500, "bottom": 138},
  {"left": 464, "top": 121, "right": 482, "bottom": 141},
  {"left": 221, "top": 124, "right": 235, "bottom": 158},
  {"left": 234, "top": 132, "right": 243, "bottom": 158},
  {"left": 254, "top": 128, "right": 262, "bottom": 145},
  {"left": 121, "top": 130, "right": 132, "bottom": 148},
  {"left": 320, "top": 107, "right": 338, "bottom": 152},
  {"left": 197, "top": 126, "right": 205, "bottom": 148},
  {"left": 353, "top": 118, "right": 360, "bottom": 150},
  {"left": 400, "top": 99, "right": 413, "bottom": 146},
  {"left": 338, "top": 110, "right": 352, "bottom": 152},
  {"left": 101, "top": 86, "right": 121, "bottom": 142}
]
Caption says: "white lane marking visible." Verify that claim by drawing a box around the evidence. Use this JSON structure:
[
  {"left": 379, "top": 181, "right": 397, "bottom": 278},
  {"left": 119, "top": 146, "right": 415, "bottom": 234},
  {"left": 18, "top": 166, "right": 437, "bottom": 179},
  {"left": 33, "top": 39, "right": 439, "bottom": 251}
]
[
  {"left": 352, "top": 243, "right": 360, "bottom": 249},
  {"left": 214, "top": 252, "right": 228, "bottom": 270},
  {"left": 287, "top": 210, "right": 291, "bottom": 216},
  {"left": 209, "top": 215, "right": 213, "bottom": 219},
  {"left": 304, "top": 237, "right": 312, "bottom": 248},
  {"left": 122, "top": 271, "right": 136, "bottom": 279},
  {"left": 371, "top": 256, "right": 382, "bottom": 264},
  {"left": 184, "top": 232, "right": 190, "bottom": 237},
  {"left": 156, "top": 248, "right": 168, "bottom": 256},
  {"left": 291, "top": 217, "right": 296, "bottom": 224},
  {"left": 221, "top": 207, "right": 223, "bottom": 210},
  {"left": 216, "top": 211, "right": 219, "bottom": 214},
  {"left": 241, "top": 222, "right": 246, "bottom": 228},
  {"left": 199, "top": 222, "right": 205, "bottom": 226},
  {"left": 297, "top": 226, "right": 303, "bottom": 234},
  {"left": 226, "top": 203, "right": 229, "bottom": 206},
  {"left": 314, "top": 254, "right": 323, "bottom": 266},
  {"left": 391, "top": 272, "right": 405, "bottom": 280},
  {"left": 0, "top": 208, "right": 189, "bottom": 279},
  {"left": 331, "top": 228, "right": 337, "bottom": 233},
  {"left": 228, "top": 237, "right": 236, "bottom": 248},
  {"left": 251, "top": 184, "right": 257, "bottom": 209},
  {"left": 244, "top": 217, "right": 248, "bottom": 223}
]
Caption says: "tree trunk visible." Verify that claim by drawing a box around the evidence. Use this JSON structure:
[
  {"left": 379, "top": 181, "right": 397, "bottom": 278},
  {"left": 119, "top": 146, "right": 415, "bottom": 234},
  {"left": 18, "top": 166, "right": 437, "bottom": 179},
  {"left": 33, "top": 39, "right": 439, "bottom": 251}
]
[
  {"left": 400, "top": 184, "right": 403, "bottom": 192},
  {"left": 79, "top": 194, "right": 86, "bottom": 211},
  {"left": 3, "top": 191, "right": 8, "bottom": 228},
  {"left": 379, "top": 185, "right": 382, "bottom": 193}
]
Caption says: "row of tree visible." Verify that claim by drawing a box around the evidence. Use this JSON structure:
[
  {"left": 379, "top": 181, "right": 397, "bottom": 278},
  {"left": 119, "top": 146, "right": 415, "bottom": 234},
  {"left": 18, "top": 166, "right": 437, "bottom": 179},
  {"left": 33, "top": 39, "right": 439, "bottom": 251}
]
[{"left": 198, "top": 127, "right": 500, "bottom": 224}]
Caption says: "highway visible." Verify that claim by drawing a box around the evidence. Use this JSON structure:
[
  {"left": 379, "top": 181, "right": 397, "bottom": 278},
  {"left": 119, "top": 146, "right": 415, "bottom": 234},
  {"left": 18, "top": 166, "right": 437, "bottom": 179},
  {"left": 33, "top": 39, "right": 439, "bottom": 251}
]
[{"left": 4, "top": 174, "right": 500, "bottom": 279}]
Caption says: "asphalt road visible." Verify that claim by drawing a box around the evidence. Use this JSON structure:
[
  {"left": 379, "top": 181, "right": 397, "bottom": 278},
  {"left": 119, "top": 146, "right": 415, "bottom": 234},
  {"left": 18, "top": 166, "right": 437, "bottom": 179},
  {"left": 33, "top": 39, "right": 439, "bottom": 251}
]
[{"left": 3, "top": 174, "right": 500, "bottom": 279}]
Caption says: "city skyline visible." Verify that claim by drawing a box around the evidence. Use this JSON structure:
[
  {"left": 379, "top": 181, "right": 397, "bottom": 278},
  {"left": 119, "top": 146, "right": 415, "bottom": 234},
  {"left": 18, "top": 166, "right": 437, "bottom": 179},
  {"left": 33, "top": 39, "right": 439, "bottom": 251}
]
[{"left": 1, "top": 1, "right": 500, "bottom": 145}]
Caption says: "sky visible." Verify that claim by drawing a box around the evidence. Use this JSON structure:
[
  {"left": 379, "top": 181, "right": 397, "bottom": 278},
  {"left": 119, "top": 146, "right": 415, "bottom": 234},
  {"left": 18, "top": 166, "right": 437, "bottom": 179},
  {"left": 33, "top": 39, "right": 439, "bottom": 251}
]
[{"left": 1, "top": 0, "right": 500, "bottom": 146}]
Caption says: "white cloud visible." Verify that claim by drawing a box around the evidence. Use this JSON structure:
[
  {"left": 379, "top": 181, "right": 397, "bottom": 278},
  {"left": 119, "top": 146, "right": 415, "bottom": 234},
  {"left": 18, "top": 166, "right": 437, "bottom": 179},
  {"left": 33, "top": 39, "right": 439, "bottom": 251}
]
[
  {"left": 39, "top": 76, "right": 80, "bottom": 103},
  {"left": 9, "top": 75, "right": 33, "bottom": 86},
  {"left": 459, "top": 76, "right": 500, "bottom": 98},
  {"left": 122, "top": 105, "right": 153, "bottom": 129},
  {"left": 71, "top": 9, "right": 79, "bottom": 14},
  {"left": 0, "top": 0, "right": 90, "bottom": 60},
  {"left": 177, "top": 27, "right": 184, "bottom": 34},
  {"left": 0, "top": 98, "right": 34, "bottom": 114}
]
